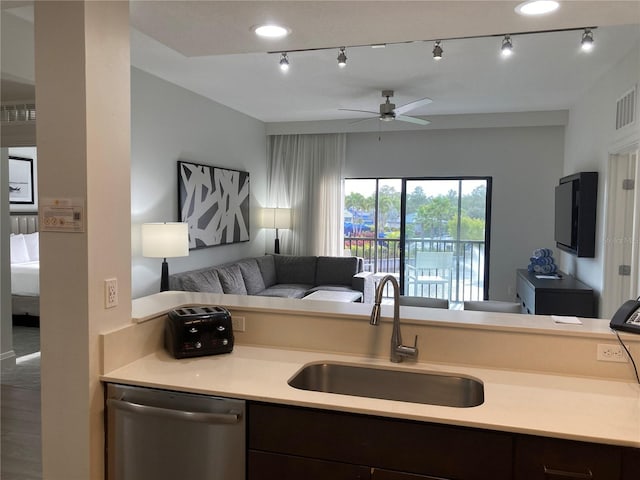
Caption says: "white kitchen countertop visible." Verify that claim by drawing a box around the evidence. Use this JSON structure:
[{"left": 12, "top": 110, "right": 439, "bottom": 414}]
[{"left": 102, "top": 343, "right": 640, "bottom": 448}]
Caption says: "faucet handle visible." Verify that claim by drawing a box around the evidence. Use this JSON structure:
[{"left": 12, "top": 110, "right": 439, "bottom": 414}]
[{"left": 412, "top": 334, "right": 418, "bottom": 349}]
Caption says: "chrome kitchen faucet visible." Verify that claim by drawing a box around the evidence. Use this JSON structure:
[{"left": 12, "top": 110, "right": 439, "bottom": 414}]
[{"left": 369, "top": 275, "right": 419, "bottom": 363}]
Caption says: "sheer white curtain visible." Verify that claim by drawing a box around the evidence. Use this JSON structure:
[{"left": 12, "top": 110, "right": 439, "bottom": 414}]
[{"left": 267, "top": 134, "right": 346, "bottom": 256}]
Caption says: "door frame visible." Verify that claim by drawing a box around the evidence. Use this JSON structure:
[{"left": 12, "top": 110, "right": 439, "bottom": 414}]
[{"left": 602, "top": 142, "right": 640, "bottom": 317}]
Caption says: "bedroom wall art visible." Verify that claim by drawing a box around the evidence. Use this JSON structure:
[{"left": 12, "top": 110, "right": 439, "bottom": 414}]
[
  {"left": 177, "top": 160, "right": 250, "bottom": 249},
  {"left": 9, "top": 156, "right": 34, "bottom": 205}
]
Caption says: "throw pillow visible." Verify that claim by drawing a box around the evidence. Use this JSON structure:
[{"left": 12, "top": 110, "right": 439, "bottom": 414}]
[
  {"left": 256, "top": 255, "right": 277, "bottom": 288},
  {"left": 10, "top": 234, "right": 30, "bottom": 264},
  {"left": 24, "top": 232, "right": 39, "bottom": 262},
  {"left": 237, "top": 259, "right": 266, "bottom": 294},
  {"left": 217, "top": 265, "right": 248, "bottom": 295}
]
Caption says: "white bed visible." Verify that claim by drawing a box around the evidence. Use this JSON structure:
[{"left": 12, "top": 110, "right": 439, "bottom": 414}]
[{"left": 10, "top": 215, "right": 40, "bottom": 316}]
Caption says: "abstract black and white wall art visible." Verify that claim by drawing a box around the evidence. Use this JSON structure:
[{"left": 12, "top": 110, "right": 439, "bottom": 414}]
[{"left": 178, "top": 161, "right": 250, "bottom": 249}]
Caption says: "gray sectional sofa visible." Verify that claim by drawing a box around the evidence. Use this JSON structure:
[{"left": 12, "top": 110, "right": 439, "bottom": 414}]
[{"left": 169, "top": 254, "right": 368, "bottom": 301}]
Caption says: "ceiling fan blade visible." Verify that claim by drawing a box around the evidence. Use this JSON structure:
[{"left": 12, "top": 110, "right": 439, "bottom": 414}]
[
  {"left": 396, "top": 115, "right": 430, "bottom": 126},
  {"left": 394, "top": 97, "right": 432, "bottom": 115},
  {"left": 339, "top": 108, "right": 380, "bottom": 115},
  {"left": 348, "top": 117, "right": 376, "bottom": 125}
]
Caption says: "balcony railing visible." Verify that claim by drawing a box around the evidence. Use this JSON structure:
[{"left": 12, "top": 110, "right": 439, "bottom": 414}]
[{"left": 344, "top": 236, "right": 486, "bottom": 303}]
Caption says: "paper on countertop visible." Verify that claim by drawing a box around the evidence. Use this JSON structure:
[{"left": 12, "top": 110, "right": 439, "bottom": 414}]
[{"left": 551, "top": 315, "right": 583, "bottom": 325}]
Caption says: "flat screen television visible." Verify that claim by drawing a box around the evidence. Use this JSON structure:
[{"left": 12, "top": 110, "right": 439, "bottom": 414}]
[{"left": 554, "top": 172, "right": 598, "bottom": 257}]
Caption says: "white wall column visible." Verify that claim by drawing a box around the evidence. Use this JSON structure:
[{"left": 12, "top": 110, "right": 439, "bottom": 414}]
[{"left": 34, "top": 2, "right": 131, "bottom": 478}]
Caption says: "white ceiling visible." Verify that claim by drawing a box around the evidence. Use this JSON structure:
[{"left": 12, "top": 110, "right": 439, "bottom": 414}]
[{"left": 3, "top": 1, "right": 640, "bottom": 124}]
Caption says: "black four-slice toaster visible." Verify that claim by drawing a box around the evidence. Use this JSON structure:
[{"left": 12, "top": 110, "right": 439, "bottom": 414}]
[{"left": 165, "top": 305, "right": 234, "bottom": 359}]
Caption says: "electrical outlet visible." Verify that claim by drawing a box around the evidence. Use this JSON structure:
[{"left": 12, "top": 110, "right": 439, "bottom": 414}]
[
  {"left": 232, "top": 316, "right": 245, "bottom": 332},
  {"left": 105, "top": 278, "right": 118, "bottom": 309},
  {"left": 596, "top": 343, "right": 627, "bottom": 363}
]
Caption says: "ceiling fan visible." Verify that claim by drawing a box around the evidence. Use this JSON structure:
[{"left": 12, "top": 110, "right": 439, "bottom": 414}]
[{"left": 339, "top": 90, "right": 432, "bottom": 125}]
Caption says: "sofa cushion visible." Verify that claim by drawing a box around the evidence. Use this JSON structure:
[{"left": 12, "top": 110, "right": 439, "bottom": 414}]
[
  {"left": 237, "top": 258, "right": 266, "bottom": 294},
  {"left": 316, "top": 256, "right": 359, "bottom": 286},
  {"left": 274, "top": 255, "right": 317, "bottom": 285},
  {"left": 217, "top": 264, "right": 248, "bottom": 295},
  {"left": 305, "top": 285, "right": 363, "bottom": 298},
  {"left": 257, "top": 284, "right": 311, "bottom": 299},
  {"left": 255, "top": 255, "right": 277, "bottom": 288},
  {"left": 169, "top": 269, "right": 223, "bottom": 293}
]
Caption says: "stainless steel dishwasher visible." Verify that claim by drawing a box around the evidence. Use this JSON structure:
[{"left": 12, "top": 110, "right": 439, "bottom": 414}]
[{"left": 106, "top": 383, "right": 245, "bottom": 480}]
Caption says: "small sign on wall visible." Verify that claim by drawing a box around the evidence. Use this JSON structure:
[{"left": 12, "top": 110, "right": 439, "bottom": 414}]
[{"left": 40, "top": 198, "right": 85, "bottom": 232}]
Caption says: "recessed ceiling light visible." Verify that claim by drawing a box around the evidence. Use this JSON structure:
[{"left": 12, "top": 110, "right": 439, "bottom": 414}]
[
  {"left": 515, "top": 1, "right": 559, "bottom": 16},
  {"left": 253, "top": 24, "right": 290, "bottom": 38}
]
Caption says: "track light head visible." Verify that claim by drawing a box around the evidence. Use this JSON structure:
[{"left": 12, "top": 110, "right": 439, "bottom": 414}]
[
  {"left": 581, "top": 28, "right": 594, "bottom": 52},
  {"left": 432, "top": 41, "right": 443, "bottom": 60},
  {"left": 337, "top": 47, "right": 347, "bottom": 68},
  {"left": 279, "top": 52, "right": 290, "bottom": 72},
  {"left": 501, "top": 35, "right": 513, "bottom": 57}
]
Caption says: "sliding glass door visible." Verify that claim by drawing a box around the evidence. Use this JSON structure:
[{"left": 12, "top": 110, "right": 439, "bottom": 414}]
[
  {"left": 344, "top": 177, "right": 491, "bottom": 304},
  {"left": 403, "top": 178, "right": 490, "bottom": 303}
]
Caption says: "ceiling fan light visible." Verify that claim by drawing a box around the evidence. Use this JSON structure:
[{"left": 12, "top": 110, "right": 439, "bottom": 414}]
[
  {"left": 337, "top": 47, "right": 347, "bottom": 68},
  {"left": 581, "top": 28, "right": 594, "bottom": 52},
  {"left": 515, "top": 1, "right": 559, "bottom": 16},
  {"left": 432, "top": 41, "right": 443, "bottom": 60},
  {"left": 501, "top": 35, "right": 513, "bottom": 57},
  {"left": 279, "top": 52, "right": 290, "bottom": 72}
]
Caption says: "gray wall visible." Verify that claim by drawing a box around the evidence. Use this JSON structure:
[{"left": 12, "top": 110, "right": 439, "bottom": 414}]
[
  {"left": 345, "top": 125, "right": 566, "bottom": 301},
  {"left": 562, "top": 40, "right": 640, "bottom": 300},
  {"left": 131, "top": 68, "right": 268, "bottom": 298}
]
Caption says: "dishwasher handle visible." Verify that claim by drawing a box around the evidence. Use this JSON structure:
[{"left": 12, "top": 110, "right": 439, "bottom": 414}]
[{"left": 107, "top": 398, "right": 242, "bottom": 425}]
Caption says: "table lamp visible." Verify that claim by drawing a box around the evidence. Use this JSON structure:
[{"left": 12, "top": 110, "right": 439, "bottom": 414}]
[
  {"left": 142, "top": 222, "right": 189, "bottom": 291},
  {"left": 262, "top": 208, "right": 291, "bottom": 254}
]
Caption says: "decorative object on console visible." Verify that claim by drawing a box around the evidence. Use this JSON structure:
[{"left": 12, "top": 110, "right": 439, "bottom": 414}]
[
  {"left": 142, "top": 222, "right": 189, "bottom": 292},
  {"left": 262, "top": 207, "right": 291, "bottom": 254},
  {"left": 177, "top": 160, "right": 250, "bottom": 249},
  {"left": 527, "top": 248, "right": 558, "bottom": 275}
]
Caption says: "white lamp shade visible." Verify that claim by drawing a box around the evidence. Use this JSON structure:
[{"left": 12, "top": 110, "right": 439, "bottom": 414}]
[
  {"left": 142, "top": 222, "right": 189, "bottom": 258},
  {"left": 262, "top": 208, "right": 291, "bottom": 229}
]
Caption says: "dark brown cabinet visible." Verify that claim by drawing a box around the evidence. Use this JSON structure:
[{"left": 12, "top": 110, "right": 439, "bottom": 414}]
[
  {"left": 514, "top": 435, "right": 622, "bottom": 479},
  {"left": 622, "top": 447, "right": 640, "bottom": 480},
  {"left": 248, "top": 402, "right": 512, "bottom": 480},
  {"left": 247, "top": 401, "right": 640, "bottom": 480},
  {"left": 516, "top": 269, "right": 595, "bottom": 317}
]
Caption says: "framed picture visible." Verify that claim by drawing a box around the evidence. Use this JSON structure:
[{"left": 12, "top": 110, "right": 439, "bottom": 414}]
[
  {"left": 9, "top": 156, "right": 34, "bottom": 204},
  {"left": 178, "top": 160, "right": 250, "bottom": 249}
]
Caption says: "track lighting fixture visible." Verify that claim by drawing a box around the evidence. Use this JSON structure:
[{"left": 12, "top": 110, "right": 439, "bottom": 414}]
[
  {"left": 337, "top": 47, "right": 347, "bottom": 68},
  {"left": 279, "top": 52, "right": 290, "bottom": 72},
  {"left": 432, "top": 41, "right": 443, "bottom": 60},
  {"left": 501, "top": 35, "right": 513, "bottom": 57},
  {"left": 581, "top": 28, "right": 594, "bottom": 52}
]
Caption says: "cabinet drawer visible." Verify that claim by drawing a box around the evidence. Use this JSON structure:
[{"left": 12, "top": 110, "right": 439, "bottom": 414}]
[
  {"left": 516, "top": 273, "right": 534, "bottom": 314},
  {"left": 248, "top": 450, "right": 370, "bottom": 480},
  {"left": 249, "top": 402, "right": 513, "bottom": 480},
  {"left": 514, "top": 435, "right": 621, "bottom": 479}
]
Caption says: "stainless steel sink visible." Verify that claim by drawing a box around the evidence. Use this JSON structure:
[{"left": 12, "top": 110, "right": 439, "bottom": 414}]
[{"left": 288, "top": 362, "right": 484, "bottom": 408}]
